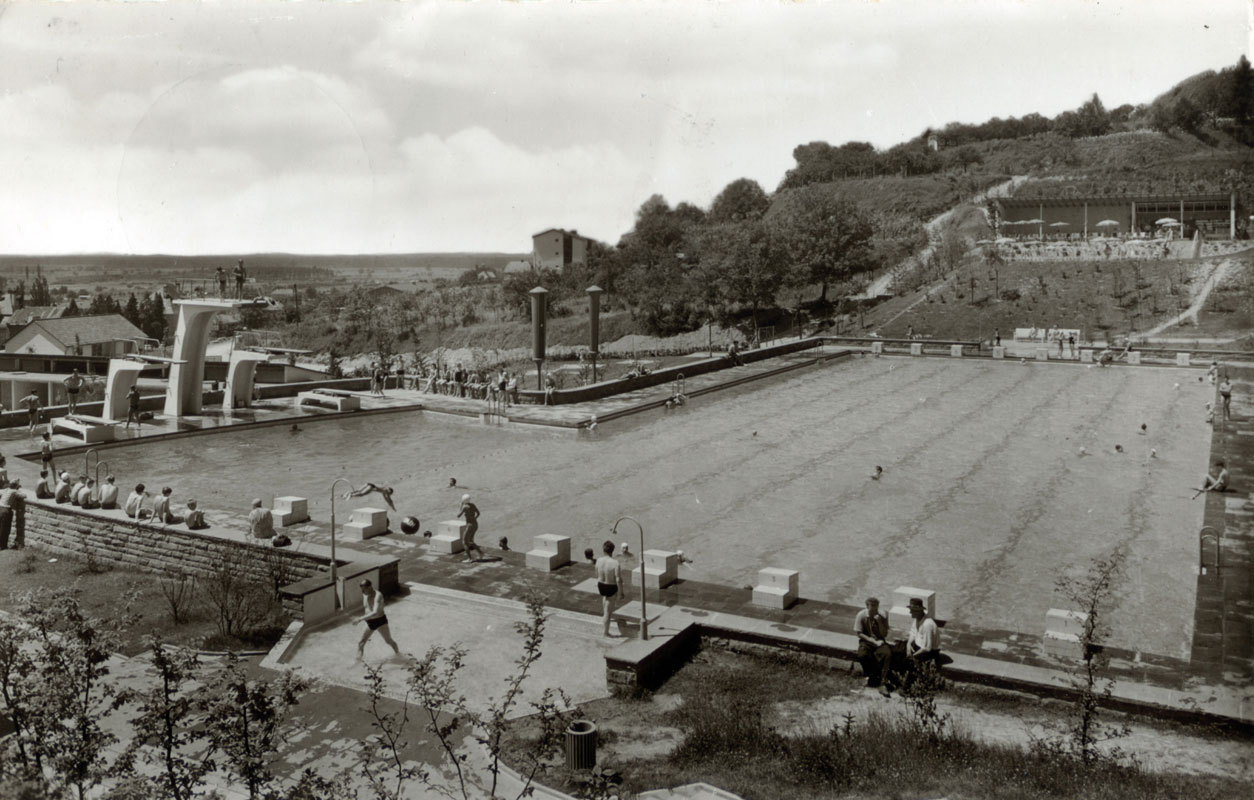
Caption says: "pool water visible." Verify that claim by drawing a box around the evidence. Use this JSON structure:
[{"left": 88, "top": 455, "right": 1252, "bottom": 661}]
[{"left": 101, "top": 356, "right": 1210, "bottom": 658}]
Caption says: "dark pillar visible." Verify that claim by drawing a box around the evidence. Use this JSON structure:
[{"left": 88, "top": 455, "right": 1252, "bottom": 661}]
[
  {"left": 530, "top": 286, "right": 548, "bottom": 390},
  {"left": 587, "top": 285, "right": 603, "bottom": 384}
]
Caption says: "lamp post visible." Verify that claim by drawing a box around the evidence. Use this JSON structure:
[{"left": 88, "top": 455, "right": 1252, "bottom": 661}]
[
  {"left": 587, "top": 285, "right": 602, "bottom": 384},
  {"left": 329, "top": 477, "right": 353, "bottom": 609},
  {"left": 612, "top": 516, "right": 648, "bottom": 641}
]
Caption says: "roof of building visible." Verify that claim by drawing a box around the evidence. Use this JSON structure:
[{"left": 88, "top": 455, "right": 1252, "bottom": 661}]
[
  {"left": 5, "top": 305, "right": 68, "bottom": 328},
  {"left": 998, "top": 193, "right": 1231, "bottom": 208},
  {"left": 9, "top": 314, "right": 146, "bottom": 349},
  {"left": 531, "top": 228, "right": 589, "bottom": 240},
  {"left": 504, "top": 260, "right": 534, "bottom": 274}
]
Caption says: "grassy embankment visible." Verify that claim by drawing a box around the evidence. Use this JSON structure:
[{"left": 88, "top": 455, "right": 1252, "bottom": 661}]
[
  {"left": 0, "top": 546, "right": 288, "bottom": 654},
  {"left": 503, "top": 644, "right": 1252, "bottom": 800}
]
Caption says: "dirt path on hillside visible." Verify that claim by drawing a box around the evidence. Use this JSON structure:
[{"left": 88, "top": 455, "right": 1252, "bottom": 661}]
[
  {"left": 861, "top": 175, "right": 1026, "bottom": 300},
  {"left": 1138, "top": 257, "right": 1235, "bottom": 338}
]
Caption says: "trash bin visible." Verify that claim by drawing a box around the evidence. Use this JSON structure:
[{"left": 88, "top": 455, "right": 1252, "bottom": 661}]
[{"left": 564, "top": 720, "right": 597, "bottom": 770}]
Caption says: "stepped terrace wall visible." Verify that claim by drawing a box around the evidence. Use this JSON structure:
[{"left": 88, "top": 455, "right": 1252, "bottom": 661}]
[{"left": 19, "top": 500, "right": 329, "bottom": 590}]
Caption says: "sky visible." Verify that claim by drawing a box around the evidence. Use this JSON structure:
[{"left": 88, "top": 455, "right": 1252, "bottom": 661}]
[{"left": 0, "top": 0, "right": 1249, "bottom": 256}]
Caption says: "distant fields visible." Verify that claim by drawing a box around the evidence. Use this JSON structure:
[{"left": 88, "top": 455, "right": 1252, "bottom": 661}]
[{"left": 0, "top": 252, "right": 528, "bottom": 291}]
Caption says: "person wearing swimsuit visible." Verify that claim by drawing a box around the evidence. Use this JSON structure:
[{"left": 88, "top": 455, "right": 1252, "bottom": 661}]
[
  {"left": 595, "top": 540, "right": 623, "bottom": 637},
  {"left": 356, "top": 578, "right": 400, "bottom": 659}
]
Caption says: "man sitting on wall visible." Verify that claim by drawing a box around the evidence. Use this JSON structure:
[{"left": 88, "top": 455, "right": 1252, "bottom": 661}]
[
  {"left": 248, "top": 498, "right": 274, "bottom": 539},
  {"left": 35, "top": 470, "right": 54, "bottom": 500},
  {"left": 54, "top": 472, "right": 73, "bottom": 504},
  {"left": 77, "top": 479, "right": 99, "bottom": 509},
  {"left": 185, "top": 499, "right": 208, "bottom": 530},
  {"left": 854, "top": 597, "right": 893, "bottom": 694},
  {"left": 98, "top": 476, "right": 119, "bottom": 510},
  {"left": 151, "top": 487, "right": 184, "bottom": 525},
  {"left": 70, "top": 475, "right": 88, "bottom": 507},
  {"left": 124, "top": 484, "right": 152, "bottom": 519},
  {"left": 885, "top": 597, "right": 943, "bottom": 694}
]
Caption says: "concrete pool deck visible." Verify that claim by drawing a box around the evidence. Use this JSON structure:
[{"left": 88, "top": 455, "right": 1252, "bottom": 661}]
[{"left": 5, "top": 349, "right": 1252, "bottom": 728}]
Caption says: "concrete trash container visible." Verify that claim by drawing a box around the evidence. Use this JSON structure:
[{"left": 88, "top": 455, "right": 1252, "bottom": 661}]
[{"left": 565, "top": 720, "right": 597, "bottom": 770}]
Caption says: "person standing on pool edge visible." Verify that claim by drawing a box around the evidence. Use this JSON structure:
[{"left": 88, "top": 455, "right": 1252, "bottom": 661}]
[
  {"left": 125, "top": 384, "right": 142, "bottom": 430},
  {"left": 596, "top": 540, "right": 624, "bottom": 637},
  {"left": 1218, "top": 375, "right": 1232, "bottom": 421},
  {"left": 356, "top": 578, "right": 400, "bottom": 660},
  {"left": 457, "top": 493, "right": 484, "bottom": 563}
]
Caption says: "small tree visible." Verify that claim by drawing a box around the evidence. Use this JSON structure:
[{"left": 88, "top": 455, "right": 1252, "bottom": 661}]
[
  {"left": 201, "top": 545, "right": 270, "bottom": 640},
  {"left": 200, "top": 653, "right": 310, "bottom": 800},
  {"left": 17, "top": 589, "right": 132, "bottom": 800},
  {"left": 1051, "top": 548, "right": 1132, "bottom": 766},
  {"left": 121, "top": 638, "right": 212, "bottom": 800},
  {"left": 405, "top": 595, "right": 574, "bottom": 800}
]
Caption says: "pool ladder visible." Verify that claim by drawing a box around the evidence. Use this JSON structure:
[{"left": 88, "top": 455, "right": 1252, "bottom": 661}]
[
  {"left": 82, "top": 448, "right": 109, "bottom": 506},
  {"left": 1199, "top": 526, "right": 1222, "bottom": 575},
  {"left": 670, "top": 374, "right": 687, "bottom": 406}
]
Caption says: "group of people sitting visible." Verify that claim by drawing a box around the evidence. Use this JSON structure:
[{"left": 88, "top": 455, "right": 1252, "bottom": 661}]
[
  {"left": 36, "top": 469, "right": 209, "bottom": 530},
  {"left": 854, "top": 595, "right": 945, "bottom": 697},
  {"left": 422, "top": 364, "right": 520, "bottom": 403}
]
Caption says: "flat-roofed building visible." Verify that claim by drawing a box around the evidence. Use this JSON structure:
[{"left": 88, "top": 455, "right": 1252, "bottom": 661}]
[{"left": 531, "top": 228, "right": 590, "bottom": 270}]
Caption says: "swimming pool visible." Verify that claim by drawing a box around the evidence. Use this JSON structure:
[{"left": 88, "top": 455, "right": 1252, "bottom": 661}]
[{"left": 98, "top": 356, "right": 1210, "bottom": 658}]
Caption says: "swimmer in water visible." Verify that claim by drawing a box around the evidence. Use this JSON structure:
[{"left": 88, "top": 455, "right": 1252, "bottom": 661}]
[
  {"left": 290, "top": 424, "right": 301, "bottom": 433},
  {"left": 1138, "top": 423, "right": 1147, "bottom": 435},
  {"left": 448, "top": 477, "right": 457, "bottom": 488},
  {"left": 871, "top": 466, "right": 883, "bottom": 480}
]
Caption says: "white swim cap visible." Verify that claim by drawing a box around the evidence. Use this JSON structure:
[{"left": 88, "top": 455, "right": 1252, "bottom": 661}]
[{"left": 461, "top": 493, "right": 471, "bottom": 502}]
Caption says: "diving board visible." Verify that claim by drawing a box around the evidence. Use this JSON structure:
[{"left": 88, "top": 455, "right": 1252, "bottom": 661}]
[
  {"left": 51, "top": 415, "right": 117, "bottom": 444},
  {"left": 296, "top": 388, "right": 361, "bottom": 412}
]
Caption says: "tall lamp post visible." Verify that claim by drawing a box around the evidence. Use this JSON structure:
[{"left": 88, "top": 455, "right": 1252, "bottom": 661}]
[
  {"left": 612, "top": 516, "right": 648, "bottom": 641},
  {"left": 329, "top": 477, "right": 354, "bottom": 609},
  {"left": 587, "top": 285, "right": 603, "bottom": 383}
]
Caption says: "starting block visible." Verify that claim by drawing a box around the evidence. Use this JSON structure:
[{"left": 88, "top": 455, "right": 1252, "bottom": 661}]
[
  {"left": 430, "top": 519, "right": 466, "bottom": 554},
  {"left": 888, "top": 586, "right": 936, "bottom": 631},
  {"left": 1035, "top": 348, "right": 1049, "bottom": 361},
  {"left": 526, "top": 534, "right": 571, "bottom": 571},
  {"left": 1080, "top": 349, "right": 1093, "bottom": 363},
  {"left": 51, "top": 415, "right": 117, "bottom": 444},
  {"left": 910, "top": 343, "right": 923, "bottom": 356},
  {"left": 638, "top": 549, "right": 679, "bottom": 590},
  {"left": 1176, "top": 353, "right": 1191, "bottom": 367},
  {"left": 297, "top": 389, "right": 361, "bottom": 412},
  {"left": 992, "top": 346, "right": 1005, "bottom": 359},
  {"left": 1126, "top": 351, "right": 1142, "bottom": 365},
  {"left": 752, "top": 567, "right": 799, "bottom": 609},
  {"left": 1043, "top": 608, "right": 1089, "bottom": 659},
  {"left": 950, "top": 345, "right": 963, "bottom": 358},
  {"left": 273, "top": 496, "right": 309, "bottom": 527},
  {"left": 870, "top": 340, "right": 883, "bottom": 354},
  {"left": 344, "top": 507, "right": 388, "bottom": 540}
]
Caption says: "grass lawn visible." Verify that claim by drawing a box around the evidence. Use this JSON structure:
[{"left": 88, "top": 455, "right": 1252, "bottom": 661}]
[
  {"left": 0, "top": 546, "right": 288, "bottom": 656},
  {"left": 503, "top": 644, "right": 1253, "bottom": 800},
  {"left": 873, "top": 251, "right": 1251, "bottom": 344}
]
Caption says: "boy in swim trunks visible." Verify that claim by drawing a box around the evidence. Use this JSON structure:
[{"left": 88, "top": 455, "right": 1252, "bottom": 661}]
[
  {"left": 63, "top": 370, "right": 85, "bottom": 414},
  {"left": 596, "top": 540, "right": 624, "bottom": 637},
  {"left": 356, "top": 578, "right": 401, "bottom": 659},
  {"left": 457, "top": 494, "right": 484, "bottom": 562}
]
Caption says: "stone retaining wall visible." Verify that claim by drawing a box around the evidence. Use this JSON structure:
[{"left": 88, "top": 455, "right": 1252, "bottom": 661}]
[{"left": 20, "top": 501, "right": 329, "bottom": 587}]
